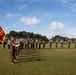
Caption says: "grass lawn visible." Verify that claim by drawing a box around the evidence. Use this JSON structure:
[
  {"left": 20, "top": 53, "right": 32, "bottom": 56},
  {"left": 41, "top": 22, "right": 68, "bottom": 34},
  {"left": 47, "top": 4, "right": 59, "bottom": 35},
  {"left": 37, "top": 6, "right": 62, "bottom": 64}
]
[{"left": 0, "top": 43, "right": 76, "bottom": 75}]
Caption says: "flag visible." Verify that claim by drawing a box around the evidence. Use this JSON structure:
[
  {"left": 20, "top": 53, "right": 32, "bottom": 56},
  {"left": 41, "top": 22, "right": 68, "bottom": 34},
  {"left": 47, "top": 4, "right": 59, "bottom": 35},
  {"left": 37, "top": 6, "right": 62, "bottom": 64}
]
[{"left": 0, "top": 26, "right": 5, "bottom": 43}]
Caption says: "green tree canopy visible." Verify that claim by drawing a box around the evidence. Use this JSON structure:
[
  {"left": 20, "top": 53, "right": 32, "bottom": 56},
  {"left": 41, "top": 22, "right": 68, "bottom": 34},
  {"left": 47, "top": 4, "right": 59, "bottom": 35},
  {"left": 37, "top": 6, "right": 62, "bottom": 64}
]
[{"left": 6, "top": 30, "right": 48, "bottom": 41}]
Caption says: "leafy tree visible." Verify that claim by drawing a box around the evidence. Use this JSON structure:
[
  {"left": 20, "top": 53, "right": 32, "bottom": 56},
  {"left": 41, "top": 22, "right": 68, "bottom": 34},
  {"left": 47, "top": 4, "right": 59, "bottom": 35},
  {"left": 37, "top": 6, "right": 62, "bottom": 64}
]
[{"left": 6, "top": 30, "right": 48, "bottom": 40}]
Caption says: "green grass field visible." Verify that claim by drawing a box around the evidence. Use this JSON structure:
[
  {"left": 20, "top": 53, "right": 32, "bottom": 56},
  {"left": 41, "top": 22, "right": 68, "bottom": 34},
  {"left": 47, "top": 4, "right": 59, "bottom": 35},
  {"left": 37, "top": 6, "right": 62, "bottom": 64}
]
[{"left": 0, "top": 43, "right": 76, "bottom": 75}]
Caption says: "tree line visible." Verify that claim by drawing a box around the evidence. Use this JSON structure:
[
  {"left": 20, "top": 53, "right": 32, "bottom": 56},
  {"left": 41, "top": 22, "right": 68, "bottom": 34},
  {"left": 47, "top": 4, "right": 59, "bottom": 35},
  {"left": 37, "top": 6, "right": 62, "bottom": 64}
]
[
  {"left": 6, "top": 30, "right": 48, "bottom": 41},
  {"left": 51, "top": 35, "right": 76, "bottom": 43},
  {"left": 5, "top": 31, "right": 76, "bottom": 42},
  {"left": 0, "top": 30, "right": 76, "bottom": 44}
]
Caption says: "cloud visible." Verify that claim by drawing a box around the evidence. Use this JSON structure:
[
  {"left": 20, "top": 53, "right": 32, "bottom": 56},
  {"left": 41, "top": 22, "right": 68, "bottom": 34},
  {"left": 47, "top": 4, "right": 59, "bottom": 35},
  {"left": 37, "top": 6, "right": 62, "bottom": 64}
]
[
  {"left": 4, "top": 27, "right": 9, "bottom": 33},
  {"left": 43, "top": 13, "right": 52, "bottom": 16},
  {"left": 56, "top": 0, "right": 76, "bottom": 12},
  {"left": 18, "top": 4, "right": 27, "bottom": 10},
  {"left": 57, "top": 0, "right": 67, "bottom": 3},
  {"left": 23, "top": 0, "right": 46, "bottom": 1},
  {"left": 15, "top": 30, "right": 23, "bottom": 32},
  {"left": 66, "top": 29, "right": 76, "bottom": 38},
  {"left": 43, "top": 21, "right": 76, "bottom": 38},
  {"left": 64, "top": 3, "right": 76, "bottom": 12},
  {"left": 42, "top": 21, "right": 65, "bottom": 38},
  {"left": 5, "top": 27, "right": 8, "bottom": 31},
  {"left": 56, "top": 0, "right": 72, "bottom": 3},
  {"left": 6, "top": 13, "right": 18, "bottom": 18},
  {"left": 13, "top": 23, "right": 17, "bottom": 27},
  {"left": 49, "top": 21, "right": 64, "bottom": 30},
  {"left": 20, "top": 16, "right": 40, "bottom": 26},
  {"left": 70, "top": 3, "right": 76, "bottom": 12}
]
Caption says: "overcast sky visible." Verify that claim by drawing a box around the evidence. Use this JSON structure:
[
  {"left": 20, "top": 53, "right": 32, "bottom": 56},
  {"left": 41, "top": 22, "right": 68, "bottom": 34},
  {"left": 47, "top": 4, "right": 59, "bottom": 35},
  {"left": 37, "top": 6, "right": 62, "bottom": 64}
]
[{"left": 0, "top": 0, "right": 76, "bottom": 38}]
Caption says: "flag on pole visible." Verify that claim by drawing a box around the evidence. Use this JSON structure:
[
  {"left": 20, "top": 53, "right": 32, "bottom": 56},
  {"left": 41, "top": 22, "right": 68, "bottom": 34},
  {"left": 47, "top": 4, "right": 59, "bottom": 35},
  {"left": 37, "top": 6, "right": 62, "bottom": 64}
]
[{"left": 0, "top": 26, "right": 5, "bottom": 43}]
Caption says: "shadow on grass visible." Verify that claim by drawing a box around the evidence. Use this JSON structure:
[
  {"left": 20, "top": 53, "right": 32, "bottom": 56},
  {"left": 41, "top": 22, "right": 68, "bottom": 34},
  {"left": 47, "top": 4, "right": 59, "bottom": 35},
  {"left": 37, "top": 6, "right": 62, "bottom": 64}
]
[
  {"left": 16, "top": 57, "right": 41, "bottom": 63},
  {"left": 16, "top": 49, "right": 44, "bottom": 63},
  {"left": 41, "top": 47, "right": 76, "bottom": 50}
]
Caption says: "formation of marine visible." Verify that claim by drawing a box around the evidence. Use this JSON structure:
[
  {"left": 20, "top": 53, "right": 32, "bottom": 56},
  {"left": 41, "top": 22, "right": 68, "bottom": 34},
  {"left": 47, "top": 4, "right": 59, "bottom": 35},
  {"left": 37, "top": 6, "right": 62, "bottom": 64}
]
[{"left": 2, "top": 37, "right": 76, "bottom": 64}]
